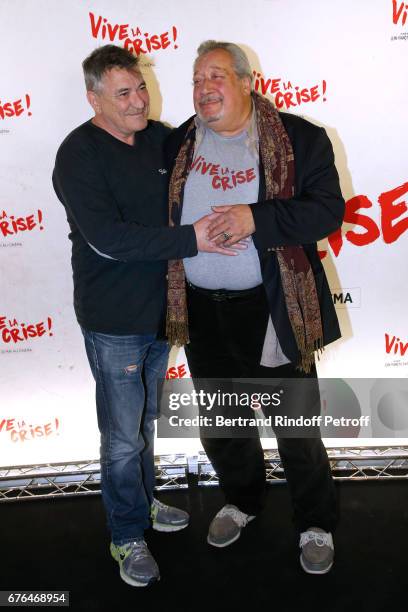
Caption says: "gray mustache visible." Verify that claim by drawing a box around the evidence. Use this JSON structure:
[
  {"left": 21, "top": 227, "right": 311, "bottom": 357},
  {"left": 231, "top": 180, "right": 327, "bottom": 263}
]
[{"left": 199, "top": 95, "right": 222, "bottom": 104}]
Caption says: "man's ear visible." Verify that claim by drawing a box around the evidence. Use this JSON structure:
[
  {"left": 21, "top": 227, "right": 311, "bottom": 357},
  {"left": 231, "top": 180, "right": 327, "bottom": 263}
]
[
  {"left": 241, "top": 76, "right": 252, "bottom": 96},
  {"left": 87, "top": 90, "right": 101, "bottom": 114}
]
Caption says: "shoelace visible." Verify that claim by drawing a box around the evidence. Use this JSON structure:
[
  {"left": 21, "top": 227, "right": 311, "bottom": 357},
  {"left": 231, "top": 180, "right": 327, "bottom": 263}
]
[
  {"left": 299, "top": 531, "right": 333, "bottom": 549},
  {"left": 120, "top": 540, "right": 149, "bottom": 562},
  {"left": 152, "top": 498, "right": 168, "bottom": 511},
  {"left": 216, "top": 505, "right": 251, "bottom": 527}
]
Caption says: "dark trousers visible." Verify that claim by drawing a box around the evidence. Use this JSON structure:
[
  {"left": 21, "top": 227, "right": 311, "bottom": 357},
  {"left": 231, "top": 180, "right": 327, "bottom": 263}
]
[{"left": 185, "top": 283, "right": 338, "bottom": 533}]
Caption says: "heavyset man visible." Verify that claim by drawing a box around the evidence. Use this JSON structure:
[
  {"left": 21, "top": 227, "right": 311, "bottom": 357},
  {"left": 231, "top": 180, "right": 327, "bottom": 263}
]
[
  {"left": 166, "top": 40, "right": 345, "bottom": 574},
  {"left": 52, "top": 44, "right": 239, "bottom": 588}
]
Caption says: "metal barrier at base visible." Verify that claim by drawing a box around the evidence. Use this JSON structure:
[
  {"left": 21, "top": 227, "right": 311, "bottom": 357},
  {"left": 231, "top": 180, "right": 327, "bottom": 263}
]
[
  {"left": 197, "top": 446, "right": 408, "bottom": 485},
  {"left": 1, "top": 447, "right": 408, "bottom": 502},
  {"left": 0, "top": 454, "right": 188, "bottom": 503}
]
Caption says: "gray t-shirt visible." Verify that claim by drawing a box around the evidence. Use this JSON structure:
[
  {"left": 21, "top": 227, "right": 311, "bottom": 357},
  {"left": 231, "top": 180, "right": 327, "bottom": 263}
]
[
  {"left": 181, "top": 124, "right": 290, "bottom": 367},
  {"left": 181, "top": 127, "right": 263, "bottom": 290}
]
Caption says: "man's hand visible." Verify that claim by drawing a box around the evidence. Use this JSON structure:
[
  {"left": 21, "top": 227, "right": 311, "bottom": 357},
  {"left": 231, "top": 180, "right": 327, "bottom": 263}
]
[
  {"left": 193, "top": 213, "right": 248, "bottom": 255},
  {"left": 207, "top": 205, "right": 256, "bottom": 246}
]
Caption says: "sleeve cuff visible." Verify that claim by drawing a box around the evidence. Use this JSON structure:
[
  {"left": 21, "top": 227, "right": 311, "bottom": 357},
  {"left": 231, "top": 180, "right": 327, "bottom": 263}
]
[
  {"left": 177, "top": 224, "right": 198, "bottom": 258},
  {"left": 250, "top": 202, "right": 274, "bottom": 252}
]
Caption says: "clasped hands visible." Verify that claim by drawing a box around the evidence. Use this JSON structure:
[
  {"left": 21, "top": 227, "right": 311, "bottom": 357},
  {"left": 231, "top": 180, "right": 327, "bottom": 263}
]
[{"left": 193, "top": 204, "right": 255, "bottom": 255}]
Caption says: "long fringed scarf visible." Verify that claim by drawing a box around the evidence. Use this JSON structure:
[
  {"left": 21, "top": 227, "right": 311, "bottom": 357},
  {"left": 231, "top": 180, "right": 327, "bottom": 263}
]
[{"left": 166, "top": 92, "right": 323, "bottom": 372}]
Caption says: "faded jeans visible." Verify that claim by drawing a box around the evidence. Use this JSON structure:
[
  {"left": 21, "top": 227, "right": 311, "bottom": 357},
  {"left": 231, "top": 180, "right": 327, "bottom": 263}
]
[{"left": 82, "top": 329, "right": 169, "bottom": 545}]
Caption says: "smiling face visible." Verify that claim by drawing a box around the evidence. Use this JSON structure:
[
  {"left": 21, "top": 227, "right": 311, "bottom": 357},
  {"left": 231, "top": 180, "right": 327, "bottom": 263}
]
[
  {"left": 87, "top": 66, "right": 149, "bottom": 143},
  {"left": 193, "top": 49, "right": 252, "bottom": 136}
]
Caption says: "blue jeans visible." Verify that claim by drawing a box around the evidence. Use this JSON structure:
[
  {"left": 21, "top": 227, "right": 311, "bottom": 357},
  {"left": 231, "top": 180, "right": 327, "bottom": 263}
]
[{"left": 82, "top": 329, "right": 169, "bottom": 545}]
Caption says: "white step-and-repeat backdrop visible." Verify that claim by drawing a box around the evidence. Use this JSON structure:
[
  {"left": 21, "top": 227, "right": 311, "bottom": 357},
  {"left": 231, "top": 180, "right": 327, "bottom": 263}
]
[{"left": 1, "top": 0, "right": 407, "bottom": 466}]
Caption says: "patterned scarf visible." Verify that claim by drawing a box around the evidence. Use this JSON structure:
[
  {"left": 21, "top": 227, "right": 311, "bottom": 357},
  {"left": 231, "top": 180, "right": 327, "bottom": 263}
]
[{"left": 166, "top": 92, "right": 323, "bottom": 372}]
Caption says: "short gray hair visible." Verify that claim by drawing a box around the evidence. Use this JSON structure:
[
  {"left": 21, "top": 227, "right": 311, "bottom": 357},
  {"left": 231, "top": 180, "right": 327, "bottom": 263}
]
[
  {"left": 194, "top": 40, "right": 253, "bottom": 85},
  {"left": 82, "top": 44, "right": 139, "bottom": 92}
]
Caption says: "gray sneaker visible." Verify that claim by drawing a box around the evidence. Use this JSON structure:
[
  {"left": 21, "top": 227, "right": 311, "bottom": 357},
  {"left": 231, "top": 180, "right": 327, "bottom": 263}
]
[
  {"left": 207, "top": 504, "right": 255, "bottom": 548},
  {"left": 299, "top": 527, "right": 334, "bottom": 574},
  {"left": 110, "top": 539, "right": 160, "bottom": 587},
  {"left": 151, "top": 498, "right": 189, "bottom": 532}
]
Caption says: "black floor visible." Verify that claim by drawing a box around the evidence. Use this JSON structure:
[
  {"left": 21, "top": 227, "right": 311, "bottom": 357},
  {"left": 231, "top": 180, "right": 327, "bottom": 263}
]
[{"left": 1, "top": 478, "right": 407, "bottom": 611}]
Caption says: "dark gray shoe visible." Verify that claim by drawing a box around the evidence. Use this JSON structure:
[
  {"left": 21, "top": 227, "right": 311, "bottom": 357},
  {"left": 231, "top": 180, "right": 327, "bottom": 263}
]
[
  {"left": 207, "top": 504, "right": 255, "bottom": 548},
  {"left": 299, "top": 527, "right": 334, "bottom": 574},
  {"left": 151, "top": 498, "right": 189, "bottom": 532},
  {"left": 110, "top": 539, "right": 160, "bottom": 587}
]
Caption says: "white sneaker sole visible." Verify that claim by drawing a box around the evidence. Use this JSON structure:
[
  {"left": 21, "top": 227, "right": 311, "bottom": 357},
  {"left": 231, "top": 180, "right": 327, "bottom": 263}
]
[
  {"left": 119, "top": 568, "right": 160, "bottom": 587},
  {"left": 152, "top": 521, "right": 189, "bottom": 532},
  {"left": 300, "top": 554, "right": 333, "bottom": 575},
  {"left": 207, "top": 530, "right": 241, "bottom": 548}
]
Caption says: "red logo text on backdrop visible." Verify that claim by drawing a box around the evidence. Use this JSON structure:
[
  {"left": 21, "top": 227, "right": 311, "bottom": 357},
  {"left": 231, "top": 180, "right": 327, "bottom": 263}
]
[
  {"left": 320, "top": 180, "right": 408, "bottom": 259},
  {"left": 0, "top": 418, "right": 60, "bottom": 443},
  {"left": 253, "top": 72, "right": 327, "bottom": 110},
  {"left": 0, "top": 316, "right": 53, "bottom": 344},
  {"left": 385, "top": 333, "right": 408, "bottom": 356},
  {"left": 89, "top": 12, "right": 179, "bottom": 55},
  {"left": 0, "top": 210, "right": 44, "bottom": 237},
  {"left": 0, "top": 95, "right": 32, "bottom": 120},
  {"left": 393, "top": 0, "right": 408, "bottom": 25}
]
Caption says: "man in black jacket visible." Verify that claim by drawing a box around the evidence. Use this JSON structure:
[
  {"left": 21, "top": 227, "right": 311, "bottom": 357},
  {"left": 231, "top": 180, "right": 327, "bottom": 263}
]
[
  {"left": 165, "top": 40, "right": 345, "bottom": 574},
  {"left": 52, "top": 44, "right": 240, "bottom": 588}
]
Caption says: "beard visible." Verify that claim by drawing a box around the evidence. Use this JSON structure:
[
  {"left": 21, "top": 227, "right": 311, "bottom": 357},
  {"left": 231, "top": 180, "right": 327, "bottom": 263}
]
[{"left": 198, "top": 112, "right": 221, "bottom": 124}]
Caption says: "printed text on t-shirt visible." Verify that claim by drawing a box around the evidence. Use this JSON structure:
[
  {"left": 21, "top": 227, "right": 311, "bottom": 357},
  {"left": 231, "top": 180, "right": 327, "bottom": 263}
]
[{"left": 190, "top": 155, "right": 256, "bottom": 191}]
